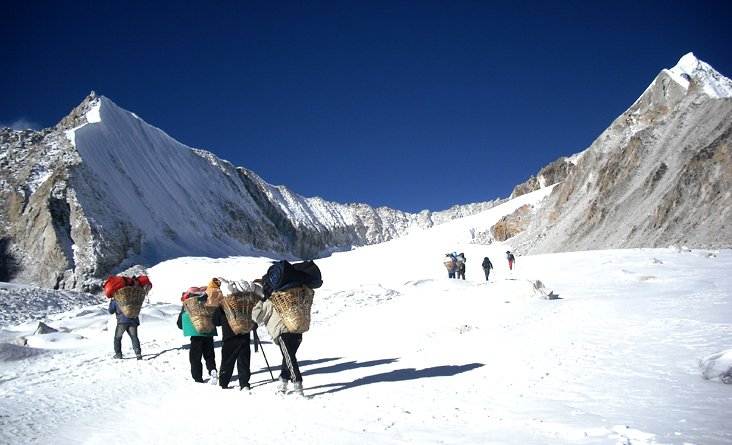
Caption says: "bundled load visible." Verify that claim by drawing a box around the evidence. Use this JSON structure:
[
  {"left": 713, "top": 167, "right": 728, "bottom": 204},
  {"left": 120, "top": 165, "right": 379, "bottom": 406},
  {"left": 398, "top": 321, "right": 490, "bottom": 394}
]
[
  {"left": 104, "top": 275, "right": 153, "bottom": 318},
  {"left": 262, "top": 260, "right": 322, "bottom": 334},
  {"left": 261, "top": 260, "right": 322, "bottom": 297},
  {"left": 220, "top": 279, "right": 262, "bottom": 334},
  {"left": 181, "top": 286, "right": 207, "bottom": 302},
  {"left": 456, "top": 253, "right": 466, "bottom": 266}
]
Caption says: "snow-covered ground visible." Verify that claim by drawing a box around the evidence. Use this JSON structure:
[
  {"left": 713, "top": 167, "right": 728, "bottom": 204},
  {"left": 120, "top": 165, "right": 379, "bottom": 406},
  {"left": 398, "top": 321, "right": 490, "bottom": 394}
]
[{"left": 1, "top": 199, "right": 731, "bottom": 444}]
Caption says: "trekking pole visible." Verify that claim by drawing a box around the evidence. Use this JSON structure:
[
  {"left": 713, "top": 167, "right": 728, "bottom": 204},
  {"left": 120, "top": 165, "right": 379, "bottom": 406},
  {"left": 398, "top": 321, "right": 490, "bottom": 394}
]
[{"left": 254, "top": 328, "right": 275, "bottom": 381}]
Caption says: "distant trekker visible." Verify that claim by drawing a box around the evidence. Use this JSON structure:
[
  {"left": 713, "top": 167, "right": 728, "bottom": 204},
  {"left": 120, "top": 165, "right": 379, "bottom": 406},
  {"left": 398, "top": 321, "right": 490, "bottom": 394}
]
[
  {"left": 482, "top": 257, "right": 493, "bottom": 281},
  {"left": 456, "top": 253, "right": 466, "bottom": 280},
  {"left": 506, "top": 251, "right": 516, "bottom": 270}
]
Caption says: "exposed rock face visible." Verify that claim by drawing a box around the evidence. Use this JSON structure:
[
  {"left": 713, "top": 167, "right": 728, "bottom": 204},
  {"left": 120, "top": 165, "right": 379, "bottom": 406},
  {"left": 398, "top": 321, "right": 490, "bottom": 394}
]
[
  {"left": 509, "top": 157, "right": 574, "bottom": 199},
  {"left": 491, "top": 204, "right": 533, "bottom": 241},
  {"left": 0, "top": 93, "right": 501, "bottom": 292},
  {"left": 511, "top": 54, "right": 732, "bottom": 254}
]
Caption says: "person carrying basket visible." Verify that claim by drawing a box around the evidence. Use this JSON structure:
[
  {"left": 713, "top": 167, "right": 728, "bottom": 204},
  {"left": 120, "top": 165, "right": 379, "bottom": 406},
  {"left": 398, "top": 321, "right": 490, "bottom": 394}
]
[
  {"left": 208, "top": 278, "right": 255, "bottom": 392},
  {"left": 253, "top": 260, "right": 322, "bottom": 397},
  {"left": 177, "top": 286, "right": 218, "bottom": 384},
  {"left": 251, "top": 290, "right": 305, "bottom": 396},
  {"left": 109, "top": 299, "right": 142, "bottom": 360}
]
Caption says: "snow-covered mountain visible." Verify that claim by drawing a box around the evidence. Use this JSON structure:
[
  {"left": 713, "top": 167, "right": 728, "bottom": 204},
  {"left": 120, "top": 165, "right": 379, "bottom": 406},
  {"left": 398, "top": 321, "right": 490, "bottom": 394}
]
[
  {"left": 508, "top": 53, "right": 732, "bottom": 254},
  {"left": 2, "top": 52, "right": 729, "bottom": 294},
  {"left": 0, "top": 95, "right": 502, "bottom": 292}
]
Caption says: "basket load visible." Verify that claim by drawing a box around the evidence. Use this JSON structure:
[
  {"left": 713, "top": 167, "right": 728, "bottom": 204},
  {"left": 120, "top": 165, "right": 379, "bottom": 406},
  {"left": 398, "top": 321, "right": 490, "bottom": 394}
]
[
  {"left": 220, "top": 280, "right": 262, "bottom": 334},
  {"left": 269, "top": 286, "right": 315, "bottom": 334},
  {"left": 182, "top": 290, "right": 216, "bottom": 334},
  {"left": 260, "top": 260, "right": 321, "bottom": 334},
  {"left": 104, "top": 275, "right": 153, "bottom": 319},
  {"left": 444, "top": 254, "right": 456, "bottom": 271}
]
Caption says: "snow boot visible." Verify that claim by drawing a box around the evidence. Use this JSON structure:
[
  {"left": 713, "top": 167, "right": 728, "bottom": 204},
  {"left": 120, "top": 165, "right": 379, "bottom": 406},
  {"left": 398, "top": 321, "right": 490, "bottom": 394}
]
[
  {"left": 113, "top": 353, "right": 123, "bottom": 359},
  {"left": 135, "top": 349, "right": 142, "bottom": 360},
  {"left": 240, "top": 384, "right": 251, "bottom": 393},
  {"left": 293, "top": 381, "right": 304, "bottom": 397},
  {"left": 277, "top": 377, "right": 288, "bottom": 394}
]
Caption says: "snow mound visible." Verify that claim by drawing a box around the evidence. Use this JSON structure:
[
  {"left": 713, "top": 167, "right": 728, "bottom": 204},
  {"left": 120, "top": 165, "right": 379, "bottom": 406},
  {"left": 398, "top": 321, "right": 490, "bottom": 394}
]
[{"left": 700, "top": 348, "right": 732, "bottom": 383}]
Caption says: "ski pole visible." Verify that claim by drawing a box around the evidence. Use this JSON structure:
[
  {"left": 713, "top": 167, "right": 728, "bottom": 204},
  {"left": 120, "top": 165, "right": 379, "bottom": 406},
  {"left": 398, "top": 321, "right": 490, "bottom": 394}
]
[{"left": 254, "top": 328, "right": 275, "bottom": 381}]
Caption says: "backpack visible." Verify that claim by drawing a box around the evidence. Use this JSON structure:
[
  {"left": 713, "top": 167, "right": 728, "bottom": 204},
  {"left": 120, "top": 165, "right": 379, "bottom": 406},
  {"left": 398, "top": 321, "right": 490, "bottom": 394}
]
[{"left": 104, "top": 275, "right": 153, "bottom": 298}]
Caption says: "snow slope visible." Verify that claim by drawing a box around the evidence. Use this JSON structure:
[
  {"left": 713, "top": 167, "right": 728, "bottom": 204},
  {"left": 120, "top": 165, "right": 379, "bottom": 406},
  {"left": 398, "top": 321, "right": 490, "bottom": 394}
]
[{"left": 1, "top": 188, "right": 731, "bottom": 444}]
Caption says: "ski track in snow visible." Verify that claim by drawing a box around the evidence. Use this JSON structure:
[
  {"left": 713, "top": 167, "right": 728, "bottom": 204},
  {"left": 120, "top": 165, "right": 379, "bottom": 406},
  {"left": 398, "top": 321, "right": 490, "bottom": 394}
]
[{"left": 1, "top": 247, "right": 731, "bottom": 444}]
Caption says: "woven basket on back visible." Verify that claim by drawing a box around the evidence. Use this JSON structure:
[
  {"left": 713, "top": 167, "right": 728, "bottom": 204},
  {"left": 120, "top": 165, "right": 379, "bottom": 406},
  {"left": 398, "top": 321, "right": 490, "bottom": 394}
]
[
  {"left": 182, "top": 297, "right": 216, "bottom": 334},
  {"left": 221, "top": 292, "right": 260, "bottom": 334},
  {"left": 269, "top": 286, "right": 315, "bottom": 334},
  {"left": 113, "top": 286, "right": 148, "bottom": 318}
]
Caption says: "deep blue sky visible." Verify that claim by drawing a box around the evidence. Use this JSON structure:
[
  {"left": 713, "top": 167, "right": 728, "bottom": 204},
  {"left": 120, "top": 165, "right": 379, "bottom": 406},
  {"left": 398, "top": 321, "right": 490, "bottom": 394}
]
[{"left": 2, "top": 1, "right": 730, "bottom": 213}]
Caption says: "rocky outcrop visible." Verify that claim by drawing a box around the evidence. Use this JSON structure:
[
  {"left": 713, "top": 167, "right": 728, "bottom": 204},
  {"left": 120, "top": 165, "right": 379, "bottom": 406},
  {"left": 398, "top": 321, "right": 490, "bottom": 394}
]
[
  {"left": 509, "top": 157, "right": 574, "bottom": 199},
  {"left": 491, "top": 204, "right": 533, "bottom": 241},
  {"left": 511, "top": 54, "right": 732, "bottom": 254}
]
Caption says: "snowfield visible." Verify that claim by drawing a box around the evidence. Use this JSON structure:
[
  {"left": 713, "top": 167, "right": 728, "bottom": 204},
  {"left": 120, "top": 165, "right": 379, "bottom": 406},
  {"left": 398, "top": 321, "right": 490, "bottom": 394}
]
[{"left": 1, "top": 201, "right": 731, "bottom": 444}]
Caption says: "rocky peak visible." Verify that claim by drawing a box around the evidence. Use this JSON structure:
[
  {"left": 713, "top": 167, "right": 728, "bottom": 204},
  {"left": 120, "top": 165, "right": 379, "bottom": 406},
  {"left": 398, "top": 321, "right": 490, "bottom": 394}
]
[
  {"left": 509, "top": 156, "right": 574, "bottom": 199},
  {"left": 55, "top": 91, "right": 98, "bottom": 132},
  {"left": 509, "top": 54, "right": 732, "bottom": 255}
]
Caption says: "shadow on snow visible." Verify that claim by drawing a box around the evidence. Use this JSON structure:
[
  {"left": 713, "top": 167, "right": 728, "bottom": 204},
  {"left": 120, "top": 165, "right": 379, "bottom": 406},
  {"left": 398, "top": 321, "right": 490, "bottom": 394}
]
[{"left": 307, "top": 362, "right": 485, "bottom": 395}]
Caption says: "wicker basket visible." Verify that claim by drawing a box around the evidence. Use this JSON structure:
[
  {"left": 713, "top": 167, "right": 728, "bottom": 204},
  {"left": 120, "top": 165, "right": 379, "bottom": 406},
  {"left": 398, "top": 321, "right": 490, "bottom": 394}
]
[
  {"left": 221, "top": 292, "right": 260, "bottom": 334},
  {"left": 183, "top": 297, "right": 216, "bottom": 334},
  {"left": 269, "top": 286, "right": 315, "bottom": 334},
  {"left": 113, "top": 286, "right": 148, "bottom": 318}
]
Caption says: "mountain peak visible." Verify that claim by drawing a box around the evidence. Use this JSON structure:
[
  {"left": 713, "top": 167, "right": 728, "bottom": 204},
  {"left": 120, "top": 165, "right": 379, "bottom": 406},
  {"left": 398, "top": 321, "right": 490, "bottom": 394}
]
[{"left": 666, "top": 52, "right": 732, "bottom": 98}]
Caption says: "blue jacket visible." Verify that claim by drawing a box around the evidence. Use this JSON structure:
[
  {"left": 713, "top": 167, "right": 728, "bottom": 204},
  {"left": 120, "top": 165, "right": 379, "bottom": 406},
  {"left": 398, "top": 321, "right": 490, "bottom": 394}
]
[{"left": 108, "top": 300, "right": 140, "bottom": 325}]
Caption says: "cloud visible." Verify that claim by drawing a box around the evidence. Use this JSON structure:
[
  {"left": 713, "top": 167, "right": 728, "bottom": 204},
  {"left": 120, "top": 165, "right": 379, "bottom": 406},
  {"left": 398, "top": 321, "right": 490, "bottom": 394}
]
[{"left": 0, "top": 118, "right": 43, "bottom": 131}]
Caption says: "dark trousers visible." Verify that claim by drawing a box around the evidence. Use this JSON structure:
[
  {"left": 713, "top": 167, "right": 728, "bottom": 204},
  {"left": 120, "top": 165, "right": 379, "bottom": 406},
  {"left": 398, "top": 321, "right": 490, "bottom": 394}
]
[
  {"left": 457, "top": 267, "right": 465, "bottom": 280},
  {"left": 189, "top": 336, "right": 216, "bottom": 382},
  {"left": 484, "top": 269, "right": 491, "bottom": 280},
  {"left": 278, "top": 332, "right": 303, "bottom": 382},
  {"left": 114, "top": 323, "right": 140, "bottom": 355},
  {"left": 219, "top": 334, "right": 251, "bottom": 388}
]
